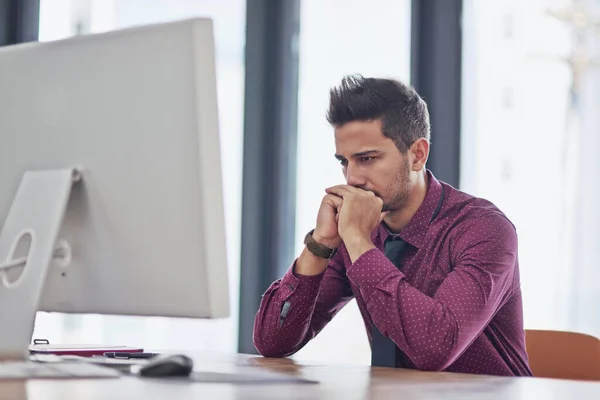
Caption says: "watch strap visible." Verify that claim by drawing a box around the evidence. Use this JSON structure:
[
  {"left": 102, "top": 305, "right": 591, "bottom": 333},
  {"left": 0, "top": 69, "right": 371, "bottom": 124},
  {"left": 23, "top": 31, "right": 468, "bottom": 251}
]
[{"left": 304, "top": 229, "right": 337, "bottom": 259}]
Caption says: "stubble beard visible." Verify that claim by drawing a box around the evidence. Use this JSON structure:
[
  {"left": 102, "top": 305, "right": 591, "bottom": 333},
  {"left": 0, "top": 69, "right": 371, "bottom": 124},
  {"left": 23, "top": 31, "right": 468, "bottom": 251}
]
[{"left": 381, "top": 159, "right": 411, "bottom": 212}]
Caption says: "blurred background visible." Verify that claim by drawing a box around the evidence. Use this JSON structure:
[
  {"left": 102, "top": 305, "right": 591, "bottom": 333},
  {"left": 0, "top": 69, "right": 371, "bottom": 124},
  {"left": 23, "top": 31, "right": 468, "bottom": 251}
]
[{"left": 2, "top": 0, "right": 599, "bottom": 365}]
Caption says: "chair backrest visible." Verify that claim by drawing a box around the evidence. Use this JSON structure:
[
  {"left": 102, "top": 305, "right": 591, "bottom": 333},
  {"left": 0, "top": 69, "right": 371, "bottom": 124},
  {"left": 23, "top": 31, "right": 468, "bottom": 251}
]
[{"left": 525, "top": 329, "right": 600, "bottom": 381}]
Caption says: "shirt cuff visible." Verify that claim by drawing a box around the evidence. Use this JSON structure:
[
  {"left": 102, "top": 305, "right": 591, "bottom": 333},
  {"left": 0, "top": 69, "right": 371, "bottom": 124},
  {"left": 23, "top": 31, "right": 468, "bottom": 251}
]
[
  {"left": 346, "top": 248, "right": 403, "bottom": 291},
  {"left": 277, "top": 260, "right": 325, "bottom": 301}
]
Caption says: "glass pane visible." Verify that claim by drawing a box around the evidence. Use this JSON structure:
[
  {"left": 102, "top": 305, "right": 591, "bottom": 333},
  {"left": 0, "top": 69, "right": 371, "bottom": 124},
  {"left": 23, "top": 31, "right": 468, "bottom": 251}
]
[
  {"left": 35, "top": 0, "right": 245, "bottom": 352},
  {"left": 461, "top": 0, "right": 600, "bottom": 335},
  {"left": 293, "top": 0, "right": 412, "bottom": 364}
]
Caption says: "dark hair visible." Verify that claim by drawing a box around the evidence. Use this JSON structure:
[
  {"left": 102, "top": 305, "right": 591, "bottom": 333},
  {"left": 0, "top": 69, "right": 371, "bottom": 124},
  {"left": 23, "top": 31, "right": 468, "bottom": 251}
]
[{"left": 326, "top": 74, "right": 430, "bottom": 152}]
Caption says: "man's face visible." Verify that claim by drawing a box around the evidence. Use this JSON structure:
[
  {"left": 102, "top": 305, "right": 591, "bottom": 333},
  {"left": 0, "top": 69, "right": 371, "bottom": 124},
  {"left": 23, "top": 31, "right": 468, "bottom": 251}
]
[{"left": 334, "top": 120, "right": 412, "bottom": 212}]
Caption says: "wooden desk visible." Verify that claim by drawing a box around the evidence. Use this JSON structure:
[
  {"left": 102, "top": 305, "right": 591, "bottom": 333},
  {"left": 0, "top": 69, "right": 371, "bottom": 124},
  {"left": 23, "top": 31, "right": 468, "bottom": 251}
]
[{"left": 2, "top": 351, "right": 600, "bottom": 399}]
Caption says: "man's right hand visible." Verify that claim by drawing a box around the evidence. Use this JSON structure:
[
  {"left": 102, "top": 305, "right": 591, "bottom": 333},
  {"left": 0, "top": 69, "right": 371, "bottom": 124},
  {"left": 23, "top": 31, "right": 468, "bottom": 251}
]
[{"left": 294, "top": 194, "right": 343, "bottom": 276}]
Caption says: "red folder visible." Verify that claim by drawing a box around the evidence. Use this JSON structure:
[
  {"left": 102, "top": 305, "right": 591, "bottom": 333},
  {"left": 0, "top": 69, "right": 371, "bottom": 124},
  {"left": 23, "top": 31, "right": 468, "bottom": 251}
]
[{"left": 29, "top": 343, "right": 144, "bottom": 357}]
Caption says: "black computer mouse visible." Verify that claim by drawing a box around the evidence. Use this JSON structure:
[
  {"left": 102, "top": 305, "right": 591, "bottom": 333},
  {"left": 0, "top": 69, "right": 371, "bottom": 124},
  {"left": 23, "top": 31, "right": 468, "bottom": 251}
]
[{"left": 138, "top": 354, "right": 194, "bottom": 377}]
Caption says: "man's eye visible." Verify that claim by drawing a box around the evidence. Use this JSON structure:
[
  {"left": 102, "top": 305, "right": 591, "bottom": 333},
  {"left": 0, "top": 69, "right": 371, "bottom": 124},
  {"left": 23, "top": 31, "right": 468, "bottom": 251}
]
[
  {"left": 338, "top": 159, "right": 348, "bottom": 166},
  {"left": 360, "top": 157, "right": 374, "bottom": 162}
]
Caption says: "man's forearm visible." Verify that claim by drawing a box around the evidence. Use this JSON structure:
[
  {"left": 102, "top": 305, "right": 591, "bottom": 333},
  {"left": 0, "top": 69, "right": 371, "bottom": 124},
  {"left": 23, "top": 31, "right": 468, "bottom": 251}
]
[
  {"left": 254, "top": 246, "right": 352, "bottom": 358},
  {"left": 253, "top": 264, "right": 324, "bottom": 357},
  {"left": 346, "top": 242, "right": 515, "bottom": 372},
  {"left": 294, "top": 247, "right": 329, "bottom": 276}
]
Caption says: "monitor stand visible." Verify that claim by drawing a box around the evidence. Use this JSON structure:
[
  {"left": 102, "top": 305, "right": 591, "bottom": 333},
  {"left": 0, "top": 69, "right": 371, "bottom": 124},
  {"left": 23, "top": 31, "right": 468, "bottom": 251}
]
[{"left": 0, "top": 169, "right": 78, "bottom": 361}]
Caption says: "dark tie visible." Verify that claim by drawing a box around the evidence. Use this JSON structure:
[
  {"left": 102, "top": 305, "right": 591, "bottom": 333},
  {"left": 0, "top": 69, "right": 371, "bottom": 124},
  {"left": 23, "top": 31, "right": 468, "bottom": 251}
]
[{"left": 370, "top": 236, "right": 408, "bottom": 368}]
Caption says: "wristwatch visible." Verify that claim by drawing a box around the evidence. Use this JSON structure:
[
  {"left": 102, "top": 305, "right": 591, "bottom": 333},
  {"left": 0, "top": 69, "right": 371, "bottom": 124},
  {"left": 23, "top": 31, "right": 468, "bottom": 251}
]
[{"left": 304, "top": 229, "right": 337, "bottom": 259}]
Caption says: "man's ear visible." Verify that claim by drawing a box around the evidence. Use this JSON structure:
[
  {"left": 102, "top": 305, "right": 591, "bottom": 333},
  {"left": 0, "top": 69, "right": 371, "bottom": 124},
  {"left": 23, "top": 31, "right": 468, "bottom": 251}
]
[{"left": 409, "top": 138, "right": 430, "bottom": 171}]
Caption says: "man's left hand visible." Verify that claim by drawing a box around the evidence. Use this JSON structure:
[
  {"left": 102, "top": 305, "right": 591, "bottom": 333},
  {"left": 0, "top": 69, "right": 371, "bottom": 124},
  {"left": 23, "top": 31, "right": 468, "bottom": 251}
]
[{"left": 325, "top": 185, "right": 387, "bottom": 261}]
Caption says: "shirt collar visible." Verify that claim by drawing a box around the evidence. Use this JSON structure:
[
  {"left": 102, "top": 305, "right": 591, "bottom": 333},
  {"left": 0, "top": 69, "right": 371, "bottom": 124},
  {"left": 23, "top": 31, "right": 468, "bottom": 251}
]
[{"left": 376, "top": 170, "right": 444, "bottom": 248}]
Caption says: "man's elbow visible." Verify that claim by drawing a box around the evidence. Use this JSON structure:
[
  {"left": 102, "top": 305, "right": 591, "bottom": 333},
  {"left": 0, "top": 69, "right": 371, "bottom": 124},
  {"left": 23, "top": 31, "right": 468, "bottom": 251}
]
[
  {"left": 410, "top": 330, "right": 459, "bottom": 371},
  {"left": 253, "top": 342, "right": 285, "bottom": 358},
  {"left": 253, "top": 334, "right": 277, "bottom": 357},
  {"left": 252, "top": 333, "right": 293, "bottom": 358},
  {"left": 413, "top": 353, "right": 455, "bottom": 372}
]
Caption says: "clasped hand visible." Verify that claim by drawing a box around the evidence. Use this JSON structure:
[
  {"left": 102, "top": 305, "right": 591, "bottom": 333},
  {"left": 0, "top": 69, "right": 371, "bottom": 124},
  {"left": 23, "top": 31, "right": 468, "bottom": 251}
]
[{"left": 325, "top": 185, "right": 388, "bottom": 247}]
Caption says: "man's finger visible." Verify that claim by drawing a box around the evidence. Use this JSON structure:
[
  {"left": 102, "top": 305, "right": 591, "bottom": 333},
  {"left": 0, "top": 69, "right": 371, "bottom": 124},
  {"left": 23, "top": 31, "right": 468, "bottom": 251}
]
[
  {"left": 325, "top": 185, "right": 357, "bottom": 198},
  {"left": 323, "top": 193, "right": 344, "bottom": 207},
  {"left": 379, "top": 211, "right": 390, "bottom": 223}
]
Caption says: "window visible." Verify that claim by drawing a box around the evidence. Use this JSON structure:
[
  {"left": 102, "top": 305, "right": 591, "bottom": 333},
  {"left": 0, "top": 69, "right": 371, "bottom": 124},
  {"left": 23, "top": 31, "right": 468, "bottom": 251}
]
[
  {"left": 461, "top": 0, "right": 600, "bottom": 335},
  {"left": 35, "top": 0, "right": 245, "bottom": 352},
  {"left": 293, "top": 0, "right": 412, "bottom": 364}
]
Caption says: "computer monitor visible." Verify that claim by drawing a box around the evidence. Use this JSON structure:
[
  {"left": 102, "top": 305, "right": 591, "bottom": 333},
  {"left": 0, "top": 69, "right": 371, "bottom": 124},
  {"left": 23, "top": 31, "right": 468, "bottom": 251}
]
[{"left": 0, "top": 18, "right": 230, "bottom": 360}]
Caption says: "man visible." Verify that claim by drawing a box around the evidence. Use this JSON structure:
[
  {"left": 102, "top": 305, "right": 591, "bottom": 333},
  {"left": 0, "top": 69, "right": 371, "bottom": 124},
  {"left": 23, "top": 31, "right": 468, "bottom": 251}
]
[{"left": 253, "top": 75, "right": 532, "bottom": 376}]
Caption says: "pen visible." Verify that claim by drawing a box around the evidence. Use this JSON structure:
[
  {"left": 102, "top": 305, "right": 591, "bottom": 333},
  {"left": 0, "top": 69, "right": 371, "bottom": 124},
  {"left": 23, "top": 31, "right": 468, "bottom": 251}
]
[{"left": 104, "top": 352, "right": 159, "bottom": 359}]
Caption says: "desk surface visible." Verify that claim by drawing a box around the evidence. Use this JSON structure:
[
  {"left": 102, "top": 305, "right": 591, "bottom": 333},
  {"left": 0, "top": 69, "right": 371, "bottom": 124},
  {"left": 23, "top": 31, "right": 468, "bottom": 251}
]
[{"left": 3, "top": 351, "right": 600, "bottom": 399}]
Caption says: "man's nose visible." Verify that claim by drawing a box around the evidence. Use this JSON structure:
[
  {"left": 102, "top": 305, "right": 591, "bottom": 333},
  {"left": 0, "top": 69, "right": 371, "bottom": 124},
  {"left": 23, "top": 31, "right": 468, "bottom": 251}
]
[{"left": 345, "top": 164, "right": 366, "bottom": 187}]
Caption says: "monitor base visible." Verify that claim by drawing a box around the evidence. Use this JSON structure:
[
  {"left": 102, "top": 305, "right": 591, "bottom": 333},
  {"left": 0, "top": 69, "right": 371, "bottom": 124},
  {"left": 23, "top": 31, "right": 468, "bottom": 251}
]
[{"left": 0, "top": 169, "right": 78, "bottom": 361}]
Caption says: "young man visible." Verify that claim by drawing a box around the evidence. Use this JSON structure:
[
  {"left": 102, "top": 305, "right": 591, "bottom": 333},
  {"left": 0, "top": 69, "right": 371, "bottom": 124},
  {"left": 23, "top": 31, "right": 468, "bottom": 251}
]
[{"left": 253, "top": 75, "right": 532, "bottom": 376}]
